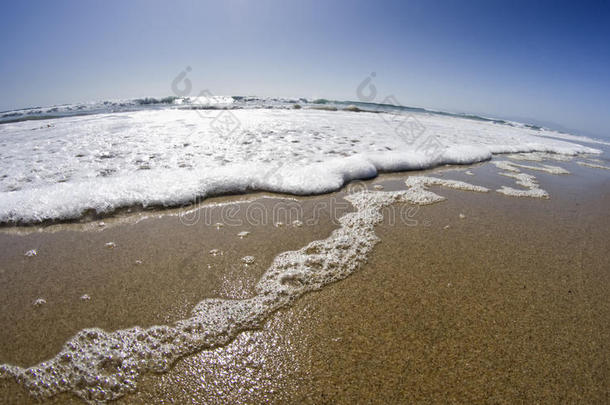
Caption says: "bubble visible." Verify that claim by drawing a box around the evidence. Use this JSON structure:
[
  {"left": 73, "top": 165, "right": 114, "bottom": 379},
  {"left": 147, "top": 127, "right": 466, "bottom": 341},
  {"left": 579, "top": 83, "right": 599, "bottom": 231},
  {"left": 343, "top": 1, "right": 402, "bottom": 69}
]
[
  {"left": 33, "top": 298, "right": 46, "bottom": 307},
  {"left": 242, "top": 256, "right": 255, "bottom": 265},
  {"left": 24, "top": 249, "right": 37, "bottom": 257},
  {"left": 209, "top": 249, "right": 222, "bottom": 256}
]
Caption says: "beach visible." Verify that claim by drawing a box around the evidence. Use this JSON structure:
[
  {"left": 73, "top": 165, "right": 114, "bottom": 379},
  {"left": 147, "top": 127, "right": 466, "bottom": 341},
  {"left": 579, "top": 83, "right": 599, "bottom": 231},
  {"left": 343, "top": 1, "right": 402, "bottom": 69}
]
[
  {"left": 1, "top": 156, "right": 608, "bottom": 404},
  {"left": 3, "top": 0, "right": 610, "bottom": 402}
]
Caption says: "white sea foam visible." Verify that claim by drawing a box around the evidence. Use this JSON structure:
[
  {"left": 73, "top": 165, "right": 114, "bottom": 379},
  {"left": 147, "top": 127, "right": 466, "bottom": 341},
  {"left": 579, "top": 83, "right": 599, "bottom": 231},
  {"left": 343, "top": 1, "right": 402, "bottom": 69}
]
[
  {"left": 32, "top": 298, "right": 46, "bottom": 307},
  {"left": 209, "top": 249, "right": 222, "bottom": 256},
  {"left": 497, "top": 173, "right": 549, "bottom": 198},
  {"left": 0, "top": 177, "right": 490, "bottom": 402},
  {"left": 404, "top": 176, "right": 489, "bottom": 204},
  {"left": 493, "top": 161, "right": 521, "bottom": 172},
  {"left": 492, "top": 160, "right": 550, "bottom": 198},
  {"left": 24, "top": 249, "right": 37, "bottom": 257},
  {"left": 506, "top": 152, "right": 574, "bottom": 162},
  {"left": 522, "top": 163, "right": 569, "bottom": 174},
  {"left": 241, "top": 256, "right": 255, "bottom": 265},
  {"left": 0, "top": 108, "right": 600, "bottom": 224},
  {"left": 503, "top": 161, "right": 570, "bottom": 174},
  {"left": 577, "top": 161, "right": 610, "bottom": 170}
]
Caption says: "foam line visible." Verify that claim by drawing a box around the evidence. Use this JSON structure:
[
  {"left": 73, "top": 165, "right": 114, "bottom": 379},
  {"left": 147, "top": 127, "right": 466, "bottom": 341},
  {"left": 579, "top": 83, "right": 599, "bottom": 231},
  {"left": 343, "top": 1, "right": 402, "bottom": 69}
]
[
  {"left": 0, "top": 176, "right": 489, "bottom": 402},
  {"left": 492, "top": 161, "right": 551, "bottom": 198}
]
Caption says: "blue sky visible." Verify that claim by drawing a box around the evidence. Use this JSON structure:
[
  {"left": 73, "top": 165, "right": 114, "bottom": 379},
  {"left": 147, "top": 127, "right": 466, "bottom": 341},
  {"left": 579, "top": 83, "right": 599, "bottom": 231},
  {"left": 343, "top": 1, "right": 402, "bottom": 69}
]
[{"left": 1, "top": 0, "right": 609, "bottom": 137}]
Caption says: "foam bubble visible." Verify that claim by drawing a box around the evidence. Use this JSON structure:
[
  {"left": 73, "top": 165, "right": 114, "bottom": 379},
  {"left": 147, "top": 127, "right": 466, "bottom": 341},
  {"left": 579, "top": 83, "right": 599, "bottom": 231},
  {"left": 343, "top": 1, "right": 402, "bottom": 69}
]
[
  {"left": 209, "top": 249, "right": 222, "bottom": 256},
  {"left": 33, "top": 298, "right": 46, "bottom": 307},
  {"left": 241, "top": 256, "right": 255, "bottom": 265},
  {"left": 24, "top": 249, "right": 37, "bottom": 257},
  {"left": 492, "top": 160, "right": 551, "bottom": 198}
]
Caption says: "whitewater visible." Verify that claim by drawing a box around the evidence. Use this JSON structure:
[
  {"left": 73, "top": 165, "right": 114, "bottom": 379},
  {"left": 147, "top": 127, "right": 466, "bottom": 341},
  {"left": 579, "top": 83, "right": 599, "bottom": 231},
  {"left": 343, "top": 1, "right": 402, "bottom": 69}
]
[{"left": 0, "top": 97, "right": 602, "bottom": 224}]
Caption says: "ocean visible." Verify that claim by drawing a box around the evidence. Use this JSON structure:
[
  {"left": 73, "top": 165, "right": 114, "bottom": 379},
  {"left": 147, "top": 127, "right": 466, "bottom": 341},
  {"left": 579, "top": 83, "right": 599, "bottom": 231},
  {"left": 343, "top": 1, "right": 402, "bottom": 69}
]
[{"left": 0, "top": 96, "right": 603, "bottom": 225}]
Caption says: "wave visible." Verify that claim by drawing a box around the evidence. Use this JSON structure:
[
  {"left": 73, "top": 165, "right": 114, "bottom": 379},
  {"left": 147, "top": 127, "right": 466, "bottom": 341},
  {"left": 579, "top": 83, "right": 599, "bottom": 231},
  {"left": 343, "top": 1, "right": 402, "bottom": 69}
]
[
  {"left": 0, "top": 95, "right": 565, "bottom": 131},
  {"left": 0, "top": 106, "right": 601, "bottom": 225}
]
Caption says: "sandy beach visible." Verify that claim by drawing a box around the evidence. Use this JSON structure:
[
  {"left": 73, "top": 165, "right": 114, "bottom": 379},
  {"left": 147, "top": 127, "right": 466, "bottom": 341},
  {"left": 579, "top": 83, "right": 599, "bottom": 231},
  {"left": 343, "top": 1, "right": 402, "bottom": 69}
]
[
  {"left": 0, "top": 156, "right": 608, "bottom": 404},
  {"left": 3, "top": 1, "right": 610, "bottom": 403}
]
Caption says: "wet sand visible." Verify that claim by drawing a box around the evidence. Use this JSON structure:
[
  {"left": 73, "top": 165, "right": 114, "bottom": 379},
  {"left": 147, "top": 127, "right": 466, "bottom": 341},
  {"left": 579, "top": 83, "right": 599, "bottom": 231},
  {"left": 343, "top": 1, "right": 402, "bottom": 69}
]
[{"left": 1, "top": 160, "right": 609, "bottom": 403}]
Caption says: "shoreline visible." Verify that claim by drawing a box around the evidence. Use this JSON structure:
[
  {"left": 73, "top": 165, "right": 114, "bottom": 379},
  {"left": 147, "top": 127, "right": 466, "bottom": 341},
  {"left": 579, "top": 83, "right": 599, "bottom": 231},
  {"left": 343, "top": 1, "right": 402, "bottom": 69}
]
[
  {"left": 0, "top": 156, "right": 609, "bottom": 403},
  {"left": 1, "top": 149, "right": 607, "bottom": 231}
]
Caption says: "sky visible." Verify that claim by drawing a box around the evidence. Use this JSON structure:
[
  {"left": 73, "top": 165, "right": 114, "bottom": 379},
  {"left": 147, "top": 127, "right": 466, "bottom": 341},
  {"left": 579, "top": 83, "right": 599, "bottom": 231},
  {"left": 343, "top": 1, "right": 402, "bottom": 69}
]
[{"left": 1, "top": 0, "right": 609, "bottom": 138}]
